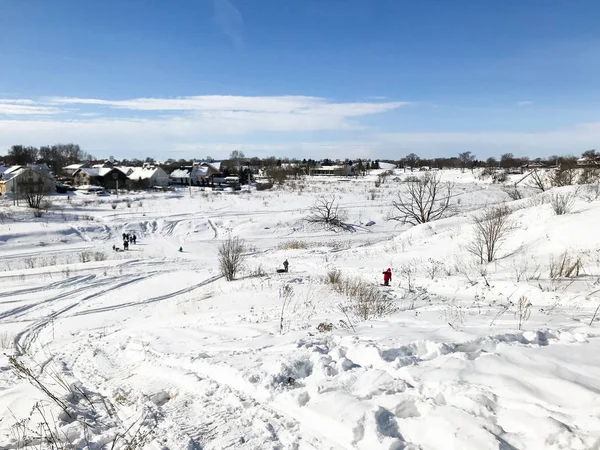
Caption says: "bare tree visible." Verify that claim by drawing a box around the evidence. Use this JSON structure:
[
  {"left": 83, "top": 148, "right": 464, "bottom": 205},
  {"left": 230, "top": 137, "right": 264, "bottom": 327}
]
[
  {"left": 388, "top": 173, "right": 454, "bottom": 225},
  {"left": 458, "top": 151, "right": 475, "bottom": 172},
  {"left": 467, "top": 205, "right": 514, "bottom": 264},
  {"left": 305, "top": 196, "right": 348, "bottom": 229},
  {"left": 550, "top": 168, "right": 577, "bottom": 187},
  {"left": 527, "top": 169, "right": 550, "bottom": 192},
  {"left": 19, "top": 176, "right": 52, "bottom": 209},
  {"left": 218, "top": 236, "right": 245, "bottom": 281},
  {"left": 404, "top": 153, "right": 420, "bottom": 170}
]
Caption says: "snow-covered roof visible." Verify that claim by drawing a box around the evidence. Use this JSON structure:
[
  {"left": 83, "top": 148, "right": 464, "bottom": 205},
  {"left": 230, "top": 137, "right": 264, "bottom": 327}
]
[
  {"left": 0, "top": 166, "right": 10, "bottom": 175},
  {"left": 76, "top": 167, "right": 116, "bottom": 177},
  {"left": 64, "top": 163, "right": 86, "bottom": 170},
  {"left": 0, "top": 168, "right": 25, "bottom": 181},
  {"left": 378, "top": 162, "right": 396, "bottom": 170},
  {"left": 199, "top": 161, "right": 221, "bottom": 171},
  {"left": 127, "top": 167, "right": 160, "bottom": 180},
  {"left": 170, "top": 168, "right": 190, "bottom": 178}
]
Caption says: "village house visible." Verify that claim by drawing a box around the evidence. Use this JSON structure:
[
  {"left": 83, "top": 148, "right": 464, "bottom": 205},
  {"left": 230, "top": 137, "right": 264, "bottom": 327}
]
[
  {"left": 169, "top": 167, "right": 191, "bottom": 185},
  {"left": 72, "top": 167, "right": 129, "bottom": 189},
  {"left": 309, "top": 164, "right": 356, "bottom": 177},
  {"left": 122, "top": 165, "right": 170, "bottom": 188},
  {"left": 0, "top": 166, "right": 55, "bottom": 196},
  {"left": 62, "top": 162, "right": 89, "bottom": 176}
]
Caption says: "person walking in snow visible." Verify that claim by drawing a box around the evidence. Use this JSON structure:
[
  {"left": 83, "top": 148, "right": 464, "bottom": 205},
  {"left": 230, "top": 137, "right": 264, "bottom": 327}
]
[
  {"left": 283, "top": 259, "right": 289, "bottom": 273},
  {"left": 382, "top": 268, "right": 392, "bottom": 286},
  {"left": 132, "top": 234, "right": 137, "bottom": 244},
  {"left": 123, "top": 240, "right": 129, "bottom": 250}
]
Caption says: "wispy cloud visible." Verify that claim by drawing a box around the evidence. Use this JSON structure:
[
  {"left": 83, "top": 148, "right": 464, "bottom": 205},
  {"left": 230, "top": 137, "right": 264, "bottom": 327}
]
[
  {"left": 47, "top": 95, "right": 407, "bottom": 116},
  {"left": 517, "top": 100, "right": 534, "bottom": 106},
  {"left": 213, "top": 0, "right": 244, "bottom": 49},
  {"left": 0, "top": 99, "right": 63, "bottom": 115}
]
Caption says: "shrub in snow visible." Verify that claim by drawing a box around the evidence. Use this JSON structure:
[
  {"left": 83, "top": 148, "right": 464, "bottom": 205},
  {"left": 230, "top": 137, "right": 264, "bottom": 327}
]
[
  {"left": 550, "top": 167, "right": 577, "bottom": 187},
  {"left": 550, "top": 191, "right": 576, "bottom": 215},
  {"left": 501, "top": 184, "right": 523, "bottom": 200},
  {"left": 467, "top": 205, "right": 514, "bottom": 264},
  {"left": 548, "top": 251, "right": 584, "bottom": 279},
  {"left": 581, "top": 184, "right": 600, "bottom": 203},
  {"left": 329, "top": 273, "right": 397, "bottom": 321},
  {"left": 387, "top": 173, "right": 454, "bottom": 225},
  {"left": 325, "top": 268, "right": 342, "bottom": 285},
  {"left": 305, "top": 195, "right": 348, "bottom": 230},
  {"left": 111, "top": 203, "right": 118, "bottom": 210},
  {"left": 218, "top": 235, "right": 245, "bottom": 281},
  {"left": 317, "top": 322, "right": 334, "bottom": 333},
  {"left": 515, "top": 296, "right": 532, "bottom": 330}
]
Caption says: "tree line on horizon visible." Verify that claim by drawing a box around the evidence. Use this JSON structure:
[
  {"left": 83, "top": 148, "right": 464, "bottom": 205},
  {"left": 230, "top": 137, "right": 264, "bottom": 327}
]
[{"left": 1, "top": 145, "right": 598, "bottom": 177}]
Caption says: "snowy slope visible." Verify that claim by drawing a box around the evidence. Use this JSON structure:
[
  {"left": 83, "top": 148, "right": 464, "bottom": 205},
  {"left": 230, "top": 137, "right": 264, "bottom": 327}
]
[{"left": 1, "top": 170, "right": 600, "bottom": 449}]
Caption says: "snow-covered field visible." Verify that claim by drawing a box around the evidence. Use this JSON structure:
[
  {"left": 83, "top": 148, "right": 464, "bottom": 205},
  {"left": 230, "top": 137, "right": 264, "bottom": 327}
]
[{"left": 1, "top": 169, "right": 600, "bottom": 450}]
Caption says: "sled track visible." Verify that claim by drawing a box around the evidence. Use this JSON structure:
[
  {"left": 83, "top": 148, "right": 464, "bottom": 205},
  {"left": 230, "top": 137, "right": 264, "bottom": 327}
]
[
  {"left": 70, "top": 274, "right": 223, "bottom": 317},
  {"left": 0, "top": 276, "right": 119, "bottom": 321},
  {"left": 13, "top": 273, "right": 155, "bottom": 355}
]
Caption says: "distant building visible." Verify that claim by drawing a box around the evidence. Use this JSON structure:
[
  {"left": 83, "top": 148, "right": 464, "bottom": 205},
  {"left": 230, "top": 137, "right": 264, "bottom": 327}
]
[
  {"left": 0, "top": 166, "right": 55, "bottom": 196},
  {"left": 123, "top": 165, "right": 170, "bottom": 188},
  {"left": 309, "top": 164, "right": 355, "bottom": 177},
  {"left": 72, "top": 167, "right": 128, "bottom": 189},
  {"left": 63, "top": 163, "right": 89, "bottom": 176},
  {"left": 169, "top": 168, "right": 191, "bottom": 185}
]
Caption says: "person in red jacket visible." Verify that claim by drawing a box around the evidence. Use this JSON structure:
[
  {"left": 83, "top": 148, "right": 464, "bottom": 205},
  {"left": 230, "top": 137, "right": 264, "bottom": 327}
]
[{"left": 382, "top": 268, "right": 392, "bottom": 286}]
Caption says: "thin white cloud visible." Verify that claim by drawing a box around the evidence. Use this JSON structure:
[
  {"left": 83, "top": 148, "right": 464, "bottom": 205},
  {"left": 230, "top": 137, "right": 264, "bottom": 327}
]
[
  {"left": 213, "top": 0, "right": 244, "bottom": 49},
  {"left": 46, "top": 95, "right": 406, "bottom": 116},
  {"left": 0, "top": 101, "right": 63, "bottom": 115},
  {"left": 517, "top": 100, "right": 534, "bottom": 106}
]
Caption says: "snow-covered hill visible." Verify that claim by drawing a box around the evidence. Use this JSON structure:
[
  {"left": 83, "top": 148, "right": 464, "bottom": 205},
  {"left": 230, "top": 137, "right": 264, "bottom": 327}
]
[{"left": 1, "top": 170, "right": 599, "bottom": 449}]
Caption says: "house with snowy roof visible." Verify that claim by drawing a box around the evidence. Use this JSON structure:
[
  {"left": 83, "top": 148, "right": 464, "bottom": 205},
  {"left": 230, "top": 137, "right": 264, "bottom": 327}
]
[
  {"left": 72, "top": 167, "right": 128, "bottom": 189},
  {"left": 0, "top": 166, "right": 55, "bottom": 196},
  {"left": 123, "top": 165, "right": 169, "bottom": 188}
]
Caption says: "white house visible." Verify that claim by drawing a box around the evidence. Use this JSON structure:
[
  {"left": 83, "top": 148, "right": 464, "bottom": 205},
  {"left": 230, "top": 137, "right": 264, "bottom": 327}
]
[
  {"left": 125, "top": 165, "right": 169, "bottom": 188},
  {"left": 170, "top": 168, "right": 191, "bottom": 185}
]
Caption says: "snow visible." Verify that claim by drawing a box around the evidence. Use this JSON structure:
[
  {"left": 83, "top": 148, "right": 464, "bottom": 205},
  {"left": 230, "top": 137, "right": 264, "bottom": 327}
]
[{"left": 1, "top": 169, "right": 600, "bottom": 449}]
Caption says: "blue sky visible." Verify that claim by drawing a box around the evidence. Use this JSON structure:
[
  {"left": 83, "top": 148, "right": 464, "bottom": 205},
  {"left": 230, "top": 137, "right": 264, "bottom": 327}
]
[{"left": 0, "top": 0, "right": 599, "bottom": 160}]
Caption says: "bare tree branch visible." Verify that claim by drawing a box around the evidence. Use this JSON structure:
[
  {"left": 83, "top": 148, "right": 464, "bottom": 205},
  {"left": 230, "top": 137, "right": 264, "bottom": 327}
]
[
  {"left": 305, "top": 195, "right": 348, "bottom": 229},
  {"left": 387, "top": 173, "right": 454, "bottom": 225}
]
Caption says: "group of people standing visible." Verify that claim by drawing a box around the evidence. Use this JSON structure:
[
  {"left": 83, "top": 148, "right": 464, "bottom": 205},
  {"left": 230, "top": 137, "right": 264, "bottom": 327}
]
[{"left": 112, "top": 232, "right": 138, "bottom": 251}]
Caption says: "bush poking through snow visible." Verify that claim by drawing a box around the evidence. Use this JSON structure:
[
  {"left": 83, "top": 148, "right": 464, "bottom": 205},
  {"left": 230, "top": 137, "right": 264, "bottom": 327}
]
[
  {"left": 218, "top": 235, "right": 245, "bottom": 281},
  {"left": 111, "top": 202, "right": 118, "bottom": 210},
  {"left": 278, "top": 240, "right": 311, "bottom": 250},
  {"left": 387, "top": 173, "right": 454, "bottom": 225},
  {"left": 0, "top": 331, "right": 12, "bottom": 349},
  {"left": 501, "top": 184, "right": 523, "bottom": 201},
  {"left": 548, "top": 251, "right": 584, "bottom": 279},
  {"left": 305, "top": 195, "right": 348, "bottom": 229},
  {"left": 328, "top": 273, "right": 397, "bottom": 320},
  {"left": 550, "top": 191, "right": 576, "bottom": 215},
  {"left": 581, "top": 184, "right": 600, "bottom": 203},
  {"left": 325, "top": 268, "right": 342, "bottom": 285},
  {"left": 467, "top": 205, "right": 514, "bottom": 264},
  {"left": 279, "top": 284, "right": 295, "bottom": 334},
  {"left": 317, "top": 322, "right": 334, "bottom": 333},
  {"left": 515, "top": 296, "right": 532, "bottom": 330}
]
